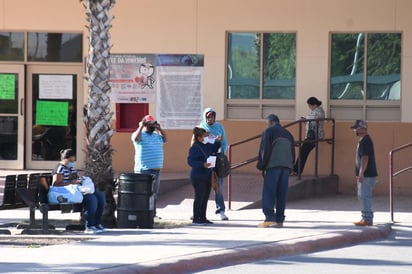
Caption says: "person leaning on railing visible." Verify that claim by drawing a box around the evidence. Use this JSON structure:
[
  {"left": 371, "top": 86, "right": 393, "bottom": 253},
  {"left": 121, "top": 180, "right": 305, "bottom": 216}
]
[{"left": 292, "top": 97, "right": 325, "bottom": 175}]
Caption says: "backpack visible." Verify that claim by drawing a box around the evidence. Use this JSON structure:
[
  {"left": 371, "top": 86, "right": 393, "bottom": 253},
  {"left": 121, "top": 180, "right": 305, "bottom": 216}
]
[{"left": 215, "top": 152, "right": 231, "bottom": 178}]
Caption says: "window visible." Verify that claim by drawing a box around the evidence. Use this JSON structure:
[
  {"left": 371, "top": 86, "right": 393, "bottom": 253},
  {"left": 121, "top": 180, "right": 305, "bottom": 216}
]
[
  {"left": 226, "top": 32, "right": 296, "bottom": 120},
  {"left": 329, "top": 32, "right": 401, "bottom": 121},
  {"left": 0, "top": 32, "right": 24, "bottom": 61},
  {"left": 28, "top": 32, "right": 83, "bottom": 62}
]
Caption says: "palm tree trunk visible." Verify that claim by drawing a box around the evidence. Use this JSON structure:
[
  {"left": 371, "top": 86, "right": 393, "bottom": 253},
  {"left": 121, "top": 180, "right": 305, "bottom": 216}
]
[{"left": 82, "top": 0, "right": 116, "bottom": 227}]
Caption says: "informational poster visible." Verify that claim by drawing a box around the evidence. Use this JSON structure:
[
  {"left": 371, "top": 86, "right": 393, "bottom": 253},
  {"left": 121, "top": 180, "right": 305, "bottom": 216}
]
[
  {"left": 0, "top": 74, "right": 16, "bottom": 100},
  {"left": 39, "top": 75, "right": 73, "bottom": 99},
  {"left": 110, "top": 54, "right": 157, "bottom": 103},
  {"left": 110, "top": 53, "right": 204, "bottom": 129},
  {"left": 156, "top": 54, "right": 204, "bottom": 129},
  {"left": 36, "top": 100, "right": 69, "bottom": 126}
]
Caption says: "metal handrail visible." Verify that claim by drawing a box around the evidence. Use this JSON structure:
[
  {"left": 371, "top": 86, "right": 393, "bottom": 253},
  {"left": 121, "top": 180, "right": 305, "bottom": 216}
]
[
  {"left": 389, "top": 142, "right": 412, "bottom": 222},
  {"left": 226, "top": 118, "right": 335, "bottom": 209}
]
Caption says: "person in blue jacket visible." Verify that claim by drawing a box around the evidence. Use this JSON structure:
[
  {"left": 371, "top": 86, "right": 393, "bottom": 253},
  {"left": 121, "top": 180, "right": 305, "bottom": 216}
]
[
  {"left": 188, "top": 127, "right": 221, "bottom": 225},
  {"left": 198, "top": 107, "right": 229, "bottom": 220}
]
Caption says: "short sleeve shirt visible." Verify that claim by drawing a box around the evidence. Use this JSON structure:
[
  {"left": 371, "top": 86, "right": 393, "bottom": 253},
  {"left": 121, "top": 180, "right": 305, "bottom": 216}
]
[{"left": 355, "top": 134, "right": 378, "bottom": 177}]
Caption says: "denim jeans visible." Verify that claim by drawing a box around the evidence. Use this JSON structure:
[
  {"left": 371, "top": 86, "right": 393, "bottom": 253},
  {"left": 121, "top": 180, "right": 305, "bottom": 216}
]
[
  {"left": 138, "top": 169, "right": 161, "bottom": 214},
  {"left": 214, "top": 177, "right": 226, "bottom": 214},
  {"left": 262, "top": 167, "right": 289, "bottom": 223},
  {"left": 357, "top": 176, "right": 377, "bottom": 223},
  {"left": 83, "top": 190, "right": 106, "bottom": 227}
]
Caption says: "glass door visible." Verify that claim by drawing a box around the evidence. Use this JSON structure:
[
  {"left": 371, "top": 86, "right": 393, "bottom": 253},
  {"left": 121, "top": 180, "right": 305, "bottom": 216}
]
[
  {"left": 0, "top": 65, "right": 25, "bottom": 169},
  {"left": 26, "top": 64, "right": 84, "bottom": 170}
]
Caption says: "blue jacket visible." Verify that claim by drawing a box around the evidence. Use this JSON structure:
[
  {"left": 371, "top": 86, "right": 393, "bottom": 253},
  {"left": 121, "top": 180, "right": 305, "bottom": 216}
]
[{"left": 188, "top": 140, "right": 221, "bottom": 179}]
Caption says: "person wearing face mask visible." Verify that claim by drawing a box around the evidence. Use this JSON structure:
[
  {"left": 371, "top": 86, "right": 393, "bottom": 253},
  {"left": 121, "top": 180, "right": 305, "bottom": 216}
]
[
  {"left": 350, "top": 120, "right": 378, "bottom": 226},
  {"left": 188, "top": 127, "right": 221, "bottom": 225},
  {"left": 131, "top": 114, "right": 167, "bottom": 219},
  {"left": 52, "top": 148, "right": 106, "bottom": 234},
  {"left": 196, "top": 107, "right": 229, "bottom": 221}
]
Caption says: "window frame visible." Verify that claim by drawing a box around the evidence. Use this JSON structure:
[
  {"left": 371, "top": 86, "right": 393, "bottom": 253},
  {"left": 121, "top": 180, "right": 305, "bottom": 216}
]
[
  {"left": 225, "top": 31, "right": 297, "bottom": 121},
  {"left": 328, "top": 31, "right": 402, "bottom": 121}
]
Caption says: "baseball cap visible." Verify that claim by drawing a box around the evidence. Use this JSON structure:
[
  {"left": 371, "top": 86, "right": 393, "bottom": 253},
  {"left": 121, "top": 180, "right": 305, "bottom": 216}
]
[
  {"left": 265, "top": 114, "right": 280, "bottom": 123},
  {"left": 350, "top": 119, "right": 367, "bottom": 129},
  {"left": 143, "top": 115, "right": 156, "bottom": 124}
]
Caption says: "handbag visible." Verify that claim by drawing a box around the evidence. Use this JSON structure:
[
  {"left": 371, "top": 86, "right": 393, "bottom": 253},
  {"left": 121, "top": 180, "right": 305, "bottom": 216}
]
[
  {"left": 47, "top": 184, "right": 84, "bottom": 204},
  {"left": 306, "top": 121, "right": 316, "bottom": 140},
  {"left": 78, "top": 176, "right": 95, "bottom": 195}
]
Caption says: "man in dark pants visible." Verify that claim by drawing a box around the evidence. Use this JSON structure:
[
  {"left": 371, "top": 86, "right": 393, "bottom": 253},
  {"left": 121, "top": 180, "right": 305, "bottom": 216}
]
[{"left": 256, "top": 114, "right": 295, "bottom": 228}]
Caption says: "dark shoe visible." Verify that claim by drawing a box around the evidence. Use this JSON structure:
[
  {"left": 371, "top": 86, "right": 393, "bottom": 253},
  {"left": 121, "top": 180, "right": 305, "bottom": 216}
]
[
  {"left": 354, "top": 219, "right": 372, "bottom": 226},
  {"left": 192, "top": 221, "right": 206, "bottom": 226},
  {"left": 201, "top": 219, "right": 214, "bottom": 224}
]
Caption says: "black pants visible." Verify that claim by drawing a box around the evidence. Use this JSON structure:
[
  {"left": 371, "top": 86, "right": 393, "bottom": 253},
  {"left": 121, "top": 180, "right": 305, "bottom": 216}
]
[
  {"left": 293, "top": 141, "right": 315, "bottom": 174},
  {"left": 191, "top": 174, "right": 212, "bottom": 222}
]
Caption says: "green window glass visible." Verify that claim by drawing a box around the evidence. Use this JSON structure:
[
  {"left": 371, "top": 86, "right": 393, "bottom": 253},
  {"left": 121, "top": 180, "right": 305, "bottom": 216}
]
[
  {"left": 28, "top": 32, "right": 83, "bottom": 62},
  {"left": 227, "top": 33, "right": 260, "bottom": 99},
  {"left": 0, "top": 32, "right": 24, "bottom": 61},
  {"left": 262, "top": 33, "right": 296, "bottom": 99},
  {"left": 227, "top": 32, "right": 296, "bottom": 100},
  {"left": 330, "top": 33, "right": 400, "bottom": 100}
]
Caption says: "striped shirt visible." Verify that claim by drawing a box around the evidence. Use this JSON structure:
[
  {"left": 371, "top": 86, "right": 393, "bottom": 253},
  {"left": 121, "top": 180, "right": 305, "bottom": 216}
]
[
  {"left": 132, "top": 131, "right": 164, "bottom": 172},
  {"left": 52, "top": 163, "right": 79, "bottom": 183}
]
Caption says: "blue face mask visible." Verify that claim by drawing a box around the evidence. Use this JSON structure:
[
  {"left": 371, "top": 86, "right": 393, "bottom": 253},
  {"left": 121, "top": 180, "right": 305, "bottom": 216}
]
[{"left": 67, "top": 162, "right": 74, "bottom": 169}]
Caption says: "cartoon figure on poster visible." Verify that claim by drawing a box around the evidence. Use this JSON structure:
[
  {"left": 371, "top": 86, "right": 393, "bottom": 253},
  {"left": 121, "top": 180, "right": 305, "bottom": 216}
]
[{"left": 134, "top": 63, "right": 155, "bottom": 89}]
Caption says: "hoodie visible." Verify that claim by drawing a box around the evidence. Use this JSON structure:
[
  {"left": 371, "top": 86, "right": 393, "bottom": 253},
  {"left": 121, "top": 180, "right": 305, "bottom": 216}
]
[{"left": 199, "top": 107, "right": 228, "bottom": 153}]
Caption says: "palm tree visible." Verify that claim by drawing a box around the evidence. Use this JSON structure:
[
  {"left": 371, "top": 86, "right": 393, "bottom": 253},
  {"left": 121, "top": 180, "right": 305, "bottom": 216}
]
[{"left": 81, "top": 0, "right": 116, "bottom": 226}]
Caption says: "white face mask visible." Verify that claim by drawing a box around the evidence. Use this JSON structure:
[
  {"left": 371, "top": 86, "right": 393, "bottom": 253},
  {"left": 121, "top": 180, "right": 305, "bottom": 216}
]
[{"left": 202, "top": 136, "right": 209, "bottom": 144}]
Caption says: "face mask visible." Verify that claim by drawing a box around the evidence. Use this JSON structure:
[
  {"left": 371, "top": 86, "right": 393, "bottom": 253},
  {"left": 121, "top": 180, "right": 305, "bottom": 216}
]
[
  {"left": 147, "top": 126, "right": 156, "bottom": 133},
  {"left": 67, "top": 162, "right": 74, "bottom": 168},
  {"left": 202, "top": 136, "right": 209, "bottom": 144}
]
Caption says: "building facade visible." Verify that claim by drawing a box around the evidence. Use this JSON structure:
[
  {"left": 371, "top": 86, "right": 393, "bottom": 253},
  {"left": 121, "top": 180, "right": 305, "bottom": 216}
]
[{"left": 0, "top": 0, "right": 411, "bottom": 195}]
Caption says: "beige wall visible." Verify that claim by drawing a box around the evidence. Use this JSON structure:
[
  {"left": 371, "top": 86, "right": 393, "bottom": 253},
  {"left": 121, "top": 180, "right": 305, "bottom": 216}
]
[{"left": 1, "top": 0, "right": 412, "bottom": 195}]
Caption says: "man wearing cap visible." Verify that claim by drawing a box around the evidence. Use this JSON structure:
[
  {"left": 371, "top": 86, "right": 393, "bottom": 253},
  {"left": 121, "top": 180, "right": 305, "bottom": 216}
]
[
  {"left": 256, "top": 114, "right": 295, "bottom": 228},
  {"left": 131, "top": 115, "right": 167, "bottom": 218},
  {"left": 350, "top": 119, "right": 378, "bottom": 226}
]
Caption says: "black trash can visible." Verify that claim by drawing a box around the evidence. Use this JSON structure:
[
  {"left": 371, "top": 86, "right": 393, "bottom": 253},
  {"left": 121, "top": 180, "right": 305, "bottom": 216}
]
[{"left": 117, "top": 173, "right": 155, "bottom": 229}]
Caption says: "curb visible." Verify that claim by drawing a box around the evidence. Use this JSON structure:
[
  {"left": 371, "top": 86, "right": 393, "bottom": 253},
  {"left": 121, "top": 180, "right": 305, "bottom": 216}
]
[{"left": 95, "top": 223, "right": 392, "bottom": 274}]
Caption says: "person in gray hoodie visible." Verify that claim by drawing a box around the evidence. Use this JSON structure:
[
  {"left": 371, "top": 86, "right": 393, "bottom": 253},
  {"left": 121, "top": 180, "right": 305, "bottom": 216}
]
[{"left": 256, "top": 114, "right": 295, "bottom": 228}]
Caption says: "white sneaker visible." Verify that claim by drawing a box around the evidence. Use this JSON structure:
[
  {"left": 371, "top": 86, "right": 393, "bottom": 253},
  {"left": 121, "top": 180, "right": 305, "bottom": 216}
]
[
  {"left": 84, "top": 226, "right": 99, "bottom": 234},
  {"left": 220, "top": 212, "right": 229, "bottom": 221}
]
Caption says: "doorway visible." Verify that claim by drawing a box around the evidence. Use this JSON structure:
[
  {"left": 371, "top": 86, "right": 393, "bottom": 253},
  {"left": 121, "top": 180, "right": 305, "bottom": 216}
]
[
  {"left": 0, "top": 65, "right": 25, "bottom": 169},
  {"left": 26, "top": 64, "right": 84, "bottom": 170}
]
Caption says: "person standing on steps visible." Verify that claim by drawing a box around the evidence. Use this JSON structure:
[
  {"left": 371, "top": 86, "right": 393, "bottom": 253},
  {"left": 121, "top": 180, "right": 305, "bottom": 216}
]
[
  {"left": 350, "top": 120, "right": 378, "bottom": 226},
  {"left": 198, "top": 107, "right": 229, "bottom": 221},
  {"left": 256, "top": 114, "right": 295, "bottom": 228},
  {"left": 131, "top": 114, "right": 167, "bottom": 219}
]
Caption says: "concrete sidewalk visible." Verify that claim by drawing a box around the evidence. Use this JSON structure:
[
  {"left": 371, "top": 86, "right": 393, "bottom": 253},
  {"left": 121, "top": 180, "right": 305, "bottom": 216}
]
[{"left": 0, "top": 194, "right": 410, "bottom": 274}]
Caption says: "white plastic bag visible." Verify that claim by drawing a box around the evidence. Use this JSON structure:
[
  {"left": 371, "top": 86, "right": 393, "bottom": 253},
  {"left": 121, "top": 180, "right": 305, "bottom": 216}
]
[{"left": 78, "top": 176, "right": 95, "bottom": 195}]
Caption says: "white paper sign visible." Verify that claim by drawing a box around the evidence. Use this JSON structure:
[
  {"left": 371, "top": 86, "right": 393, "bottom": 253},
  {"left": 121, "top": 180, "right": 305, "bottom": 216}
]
[{"left": 39, "top": 75, "right": 73, "bottom": 99}]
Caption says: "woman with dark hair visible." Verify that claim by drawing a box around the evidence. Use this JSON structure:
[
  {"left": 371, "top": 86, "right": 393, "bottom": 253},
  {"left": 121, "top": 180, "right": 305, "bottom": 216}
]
[
  {"left": 292, "top": 97, "right": 325, "bottom": 175},
  {"left": 52, "top": 148, "right": 106, "bottom": 234},
  {"left": 187, "top": 127, "right": 221, "bottom": 225}
]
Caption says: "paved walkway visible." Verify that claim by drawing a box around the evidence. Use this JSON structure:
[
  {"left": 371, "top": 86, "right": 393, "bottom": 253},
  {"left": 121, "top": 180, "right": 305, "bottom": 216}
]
[
  {"left": 1, "top": 171, "right": 411, "bottom": 273},
  {"left": 0, "top": 191, "right": 410, "bottom": 273}
]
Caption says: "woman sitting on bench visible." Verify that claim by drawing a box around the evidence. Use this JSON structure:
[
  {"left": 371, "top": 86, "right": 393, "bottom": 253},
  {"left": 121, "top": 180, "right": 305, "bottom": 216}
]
[{"left": 52, "top": 148, "right": 106, "bottom": 234}]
